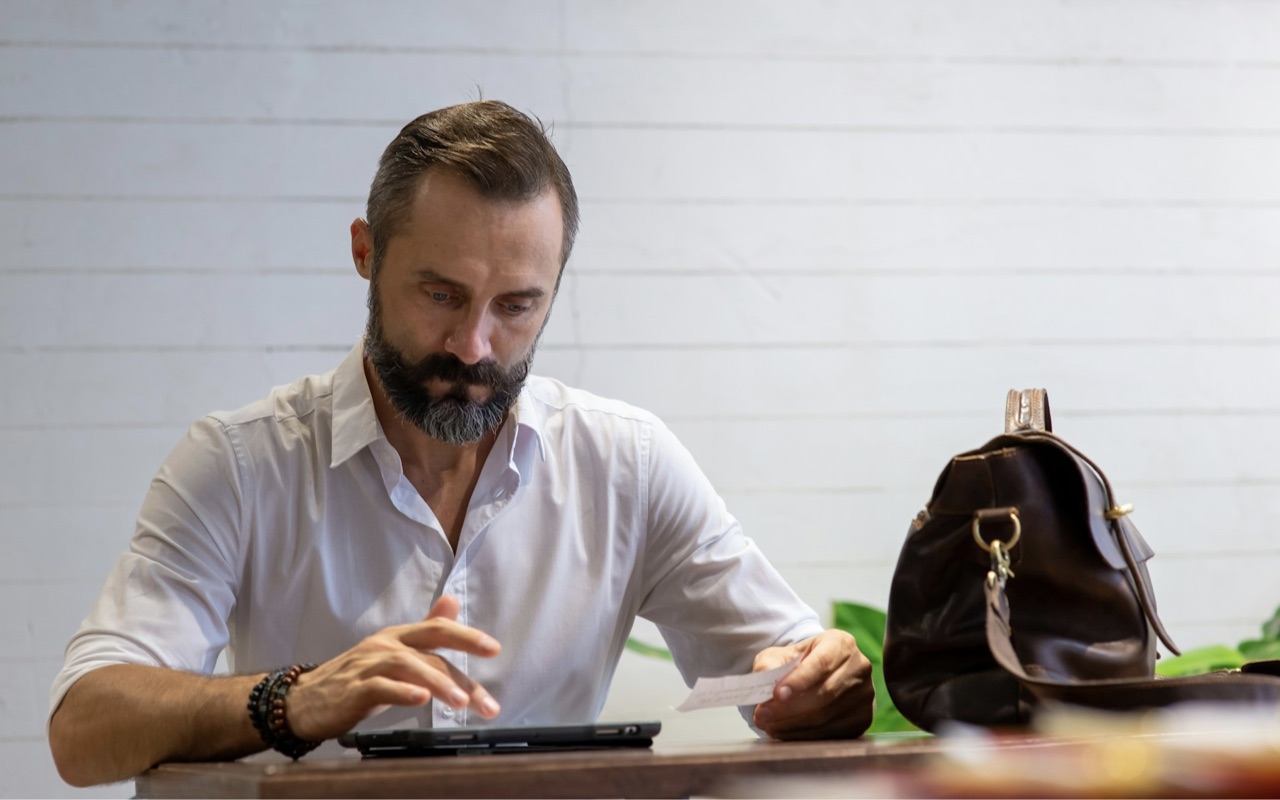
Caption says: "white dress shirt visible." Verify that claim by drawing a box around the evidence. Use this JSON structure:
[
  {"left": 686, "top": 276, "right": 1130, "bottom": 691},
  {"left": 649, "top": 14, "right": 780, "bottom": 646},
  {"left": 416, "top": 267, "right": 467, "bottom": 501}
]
[{"left": 52, "top": 343, "right": 822, "bottom": 731}]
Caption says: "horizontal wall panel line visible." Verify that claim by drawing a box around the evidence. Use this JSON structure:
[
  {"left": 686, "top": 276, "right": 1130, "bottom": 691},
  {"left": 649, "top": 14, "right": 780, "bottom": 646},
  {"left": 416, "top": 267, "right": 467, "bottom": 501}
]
[
  {"left": 8, "top": 267, "right": 1280, "bottom": 278},
  {"left": 710, "top": 480, "right": 1280, "bottom": 493},
  {"left": 0, "top": 267, "right": 351, "bottom": 276},
  {"left": 1109, "top": 478, "right": 1280, "bottom": 489},
  {"left": 0, "top": 39, "right": 553, "bottom": 56},
  {"left": 17, "top": 407, "right": 1280, "bottom": 431},
  {"left": 581, "top": 197, "right": 1280, "bottom": 208},
  {"left": 0, "top": 193, "right": 363, "bottom": 204},
  {"left": 8, "top": 115, "right": 1280, "bottom": 138},
  {"left": 0, "top": 115, "right": 399, "bottom": 127},
  {"left": 574, "top": 267, "right": 1279, "bottom": 278},
  {"left": 1157, "top": 549, "right": 1280, "bottom": 561},
  {"left": 7, "top": 194, "right": 1280, "bottom": 209},
  {"left": 0, "top": 502, "right": 132, "bottom": 510},
  {"left": 0, "top": 344, "right": 351, "bottom": 354},
  {"left": 563, "top": 53, "right": 1280, "bottom": 71},
  {"left": 541, "top": 338, "right": 1280, "bottom": 349},
  {"left": 12, "top": 338, "right": 1280, "bottom": 354},
  {"left": 571, "top": 122, "right": 1280, "bottom": 137},
  {"left": 5, "top": 40, "right": 1280, "bottom": 71},
  {"left": 721, "top": 484, "right": 1280, "bottom": 497},
  {"left": 665, "top": 408, "right": 1280, "bottom": 423}
]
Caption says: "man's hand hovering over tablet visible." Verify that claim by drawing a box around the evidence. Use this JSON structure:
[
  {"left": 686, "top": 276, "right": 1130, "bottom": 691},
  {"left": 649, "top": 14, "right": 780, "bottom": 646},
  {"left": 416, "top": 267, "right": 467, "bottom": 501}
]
[
  {"left": 750, "top": 629, "right": 874, "bottom": 740},
  {"left": 286, "top": 595, "right": 502, "bottom": 742}
]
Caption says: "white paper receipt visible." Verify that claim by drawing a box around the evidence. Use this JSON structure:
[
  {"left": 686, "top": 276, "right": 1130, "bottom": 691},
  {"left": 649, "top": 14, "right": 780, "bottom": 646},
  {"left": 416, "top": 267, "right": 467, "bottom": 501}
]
[{"left": 674, "top": 658, "right": 801, "bottom": 712}]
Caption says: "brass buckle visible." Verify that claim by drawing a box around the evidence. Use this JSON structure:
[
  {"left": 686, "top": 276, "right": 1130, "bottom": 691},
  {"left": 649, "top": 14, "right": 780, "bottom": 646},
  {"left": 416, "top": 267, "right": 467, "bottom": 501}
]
[
  {"left": 986, "top": 540, "right": 1015, "bottom": 587},
  {"left": 972, "top": 510, "right": 1021, "bottom": 552}
]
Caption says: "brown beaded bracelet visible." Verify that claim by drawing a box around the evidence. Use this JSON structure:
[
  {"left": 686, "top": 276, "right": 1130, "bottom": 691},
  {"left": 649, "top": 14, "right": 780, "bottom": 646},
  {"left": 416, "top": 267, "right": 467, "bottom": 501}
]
[{"left": 247, "top": 663, "right": 321, "bottom": 760}]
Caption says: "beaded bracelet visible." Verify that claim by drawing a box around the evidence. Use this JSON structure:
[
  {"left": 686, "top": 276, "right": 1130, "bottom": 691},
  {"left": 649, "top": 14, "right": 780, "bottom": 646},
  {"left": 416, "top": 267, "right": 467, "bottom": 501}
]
[{"left": 247, "top": 663, "right": 321, "bottom": 760}]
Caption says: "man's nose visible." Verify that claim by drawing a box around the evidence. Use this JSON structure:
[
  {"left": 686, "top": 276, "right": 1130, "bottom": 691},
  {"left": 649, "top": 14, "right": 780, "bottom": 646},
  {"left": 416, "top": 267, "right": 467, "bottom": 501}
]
[{"left": 444, "top": 309, "right": 494, "bottom": 365}]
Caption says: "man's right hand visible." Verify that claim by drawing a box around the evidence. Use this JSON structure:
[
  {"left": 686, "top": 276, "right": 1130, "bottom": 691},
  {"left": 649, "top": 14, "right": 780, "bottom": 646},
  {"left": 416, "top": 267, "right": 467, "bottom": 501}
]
[
  {"left": 49, "top": 594, "right": 501, "bottom": 787},
  {"left": 286, "top": 594, "right": 502, "bottom": 742}
]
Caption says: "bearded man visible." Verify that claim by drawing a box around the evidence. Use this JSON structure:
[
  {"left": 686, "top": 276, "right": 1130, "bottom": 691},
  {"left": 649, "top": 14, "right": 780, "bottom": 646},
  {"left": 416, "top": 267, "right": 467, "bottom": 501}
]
[{"left": 48, "top": 100, "right": 874, "bottom": 787}]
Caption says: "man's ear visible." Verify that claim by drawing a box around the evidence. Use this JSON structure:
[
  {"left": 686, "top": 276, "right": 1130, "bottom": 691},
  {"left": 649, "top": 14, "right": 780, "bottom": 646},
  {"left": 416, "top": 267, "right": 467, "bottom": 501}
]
[{"left": 351, "top": 218, "right": 374, "bottom": 280}]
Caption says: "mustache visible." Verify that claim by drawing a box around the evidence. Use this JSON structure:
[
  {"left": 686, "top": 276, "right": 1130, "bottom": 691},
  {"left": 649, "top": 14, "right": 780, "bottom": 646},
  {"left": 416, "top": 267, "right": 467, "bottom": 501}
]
[{"left": 388, "top": 351, "right": 526, "bottom": 391}]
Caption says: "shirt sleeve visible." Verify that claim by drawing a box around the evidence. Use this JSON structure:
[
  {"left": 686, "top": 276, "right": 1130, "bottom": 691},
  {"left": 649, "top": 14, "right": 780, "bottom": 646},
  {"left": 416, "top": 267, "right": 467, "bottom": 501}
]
[
  {"left": 48, "top": 415, "right": 248, "bottom": 720},
  {"left": 636, "top": 417, "right": 823, "bottom": 688}
]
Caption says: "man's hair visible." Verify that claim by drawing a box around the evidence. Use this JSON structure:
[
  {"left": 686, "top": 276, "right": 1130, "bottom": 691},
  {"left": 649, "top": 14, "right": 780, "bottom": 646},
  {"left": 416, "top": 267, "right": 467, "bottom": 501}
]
[{"left": 365, "top": 100, "right": 579, "bottom": 276}]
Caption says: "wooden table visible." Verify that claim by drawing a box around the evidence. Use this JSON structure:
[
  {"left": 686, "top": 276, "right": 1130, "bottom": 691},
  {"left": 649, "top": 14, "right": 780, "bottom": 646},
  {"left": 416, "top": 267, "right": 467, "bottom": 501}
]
[
  {"left": 135, "top": 729, "right": 1280, "bottom": 798},
  {"left": 135, "top": 734, "right": 943, "bottom": 798}
]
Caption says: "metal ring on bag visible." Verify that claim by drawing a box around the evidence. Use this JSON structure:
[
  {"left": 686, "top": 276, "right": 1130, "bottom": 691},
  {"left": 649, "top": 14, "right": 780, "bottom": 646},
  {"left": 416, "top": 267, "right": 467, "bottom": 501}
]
[{"left": 972, "top": 510, "right": 1021, "bottom": 552}]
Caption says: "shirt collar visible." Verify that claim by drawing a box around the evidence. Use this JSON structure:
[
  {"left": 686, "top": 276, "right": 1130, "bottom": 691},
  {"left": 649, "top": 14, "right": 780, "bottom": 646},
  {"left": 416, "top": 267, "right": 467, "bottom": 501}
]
[
  {"left": 329, "top": 340, "right": 549, "bottom": 469},
  {"left": 507, "top": 384, "right": 549, "bottom": 467},
  {"left": 330, "top": 342, "right": 384, "bottom": 469}
]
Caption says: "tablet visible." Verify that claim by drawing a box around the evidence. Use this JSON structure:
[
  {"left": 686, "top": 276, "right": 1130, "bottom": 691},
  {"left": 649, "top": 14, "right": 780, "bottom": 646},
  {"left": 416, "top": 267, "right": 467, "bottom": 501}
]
[{"left": 338, "top": 721, "right": 661, "bottom": 757}]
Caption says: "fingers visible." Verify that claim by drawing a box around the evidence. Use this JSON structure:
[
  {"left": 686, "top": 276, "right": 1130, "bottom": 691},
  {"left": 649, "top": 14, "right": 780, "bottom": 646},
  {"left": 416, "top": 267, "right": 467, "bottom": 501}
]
[
  {"left": 386, "top": 599, "right": 502, "bottom": 714},
  {"left": 391, "top": 650, "right": 501, "bottom": 719},
  {"left": 752, "top": 643, "right": 802, "bottom": 674},
  {"left": 399, "top": 595, "right": 500, "bottom": 657},
  {"left": 285, "top": 606, "right": 503, "bottom": 741},
  {"left": 771, "top": 633, "right": 843, "bottom": 700},
  {"left": 425, "top": 594, "right": 460, "bottom": 622},
  {"left": 397, "top": 615, "right": 502, "bottom": 658},
  {"left": 381, "top": 606, "right": 502, "bottom": 716},
  {"left": 751, "top": 630, "right": 875, "bottom": 740}
]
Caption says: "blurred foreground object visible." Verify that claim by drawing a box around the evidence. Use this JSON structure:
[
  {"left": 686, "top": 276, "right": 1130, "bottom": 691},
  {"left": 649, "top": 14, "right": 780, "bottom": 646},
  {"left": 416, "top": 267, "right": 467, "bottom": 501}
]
[{"left": 715, "top": 703, "right": 1280, "bottom": 798}]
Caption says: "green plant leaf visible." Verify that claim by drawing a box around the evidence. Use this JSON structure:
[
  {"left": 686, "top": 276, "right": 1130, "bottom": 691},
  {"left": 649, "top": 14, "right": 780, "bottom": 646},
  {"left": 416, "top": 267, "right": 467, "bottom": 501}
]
[
  {"left": 1260, "top": 606, "right": 1280, "bottom": 642},
  {"left": 1155, "top": 644, "right": 1246, "bottom": 677},
  {"left": 624, "top": 636, "right": 673, "bottom": 661},
  {"left": 832, "top": 601, "right": 919, "bottom": 734},
  {"left": 1238, "top": 638, "right": 1280, "bottom": 661}
]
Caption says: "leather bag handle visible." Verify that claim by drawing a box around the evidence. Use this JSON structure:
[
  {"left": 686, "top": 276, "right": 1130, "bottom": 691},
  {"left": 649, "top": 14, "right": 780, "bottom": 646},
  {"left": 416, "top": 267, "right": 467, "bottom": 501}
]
[{"left": 1005, "top": 389, "right": 1052, "bottom": 434}]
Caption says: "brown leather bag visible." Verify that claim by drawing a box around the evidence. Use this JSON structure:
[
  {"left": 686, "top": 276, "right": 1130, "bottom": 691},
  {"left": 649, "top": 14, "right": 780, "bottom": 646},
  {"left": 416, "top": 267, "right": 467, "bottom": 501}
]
[{"left": 883, "top": 389, "right": 1280, "bottom": 731}]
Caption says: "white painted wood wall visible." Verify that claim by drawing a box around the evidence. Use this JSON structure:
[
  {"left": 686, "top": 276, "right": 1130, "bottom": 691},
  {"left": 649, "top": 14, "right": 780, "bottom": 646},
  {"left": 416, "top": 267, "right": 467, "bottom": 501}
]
[{"left": 4, "top": 1, "right": 1280, "bottom": 794}]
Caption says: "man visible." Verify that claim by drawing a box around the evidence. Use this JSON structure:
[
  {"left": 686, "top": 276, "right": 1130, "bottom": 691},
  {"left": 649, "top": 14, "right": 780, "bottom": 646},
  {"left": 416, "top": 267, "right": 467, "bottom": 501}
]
[{"left": 48, "top": 100, "right": 874, "bottom": 787}]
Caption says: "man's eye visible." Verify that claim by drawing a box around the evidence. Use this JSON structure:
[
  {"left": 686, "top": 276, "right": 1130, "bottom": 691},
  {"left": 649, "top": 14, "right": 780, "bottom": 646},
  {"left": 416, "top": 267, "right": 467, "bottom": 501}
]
[
  {"left": 503, "top": 302, "right": 532, "bottom": 315},
  {"left": 429, "top": 291, "right": 453, "bottom": 303}
]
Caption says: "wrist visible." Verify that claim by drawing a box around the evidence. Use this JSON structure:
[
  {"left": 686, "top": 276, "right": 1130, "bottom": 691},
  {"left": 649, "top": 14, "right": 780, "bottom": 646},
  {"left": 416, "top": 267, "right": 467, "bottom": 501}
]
[{"left": 247, "top": 664, "right": 321, "bottom": 760}]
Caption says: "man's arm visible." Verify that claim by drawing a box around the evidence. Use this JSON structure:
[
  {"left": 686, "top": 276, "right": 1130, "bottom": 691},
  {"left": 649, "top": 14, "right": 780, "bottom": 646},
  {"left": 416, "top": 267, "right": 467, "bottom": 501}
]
[
  {"left": 751, "top": 629, "right": 875, "bottom": 740},
  {"left": 50, "top": 595, "right": 501, "bottom": 787},
  {"left": 49, "top": 664, "right": 263, "bottom": 787}
]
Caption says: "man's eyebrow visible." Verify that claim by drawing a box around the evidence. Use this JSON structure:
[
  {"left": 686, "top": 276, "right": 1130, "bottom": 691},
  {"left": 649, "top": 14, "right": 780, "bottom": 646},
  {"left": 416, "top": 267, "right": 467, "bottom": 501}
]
[
  {"left": 412, "top": 269, "right": 464, "bottom": 287},
  {"left": 504, "top": 287, "right": 547, "bottom": 300},
  {"left": 413, "top": 270, "right": 547, "bottom": 299}
]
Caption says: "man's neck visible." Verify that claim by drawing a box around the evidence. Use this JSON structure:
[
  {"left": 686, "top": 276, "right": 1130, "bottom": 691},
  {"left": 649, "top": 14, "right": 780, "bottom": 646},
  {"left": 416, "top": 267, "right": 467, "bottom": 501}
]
[{"left": 362, "top": 358, "right": 502, "bottom": 547}]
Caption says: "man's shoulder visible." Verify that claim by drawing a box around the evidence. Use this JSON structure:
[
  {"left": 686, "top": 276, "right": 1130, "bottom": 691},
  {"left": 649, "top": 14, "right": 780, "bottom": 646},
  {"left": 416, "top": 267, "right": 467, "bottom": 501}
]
[
  {"left": 206, "top": 367, "right": 336, "bottom": 433},
  {"left": 520, "top": 375, "right": 660, "bottom": 428}
]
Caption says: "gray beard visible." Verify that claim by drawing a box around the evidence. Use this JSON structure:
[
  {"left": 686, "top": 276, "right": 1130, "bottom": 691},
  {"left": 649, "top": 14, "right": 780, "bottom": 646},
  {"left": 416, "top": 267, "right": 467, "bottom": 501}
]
[{"left": 363, "top": 274, "right": 542, "bottom": 446}]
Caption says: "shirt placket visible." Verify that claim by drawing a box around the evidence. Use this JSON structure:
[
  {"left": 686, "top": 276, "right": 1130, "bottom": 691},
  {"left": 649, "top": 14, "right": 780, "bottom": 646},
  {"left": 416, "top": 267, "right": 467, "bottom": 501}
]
[
  {"left": 431, "top": 466, "right": 519, "bottom": 728},
  {"left": 433, "top": 555, "right": 467, "bottom": 727}
]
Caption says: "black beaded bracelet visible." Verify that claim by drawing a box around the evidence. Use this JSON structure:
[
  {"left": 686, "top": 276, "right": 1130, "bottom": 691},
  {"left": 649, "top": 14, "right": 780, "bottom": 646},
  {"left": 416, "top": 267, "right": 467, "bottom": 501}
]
[{"left": 247, "top": 663, "right": 321, "bottom": 760}]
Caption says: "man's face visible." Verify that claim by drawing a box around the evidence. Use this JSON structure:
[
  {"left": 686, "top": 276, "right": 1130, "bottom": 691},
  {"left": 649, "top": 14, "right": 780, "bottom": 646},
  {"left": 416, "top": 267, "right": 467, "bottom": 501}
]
[{"left": 358, "top": 168, "right": 564, "bottom": 446}]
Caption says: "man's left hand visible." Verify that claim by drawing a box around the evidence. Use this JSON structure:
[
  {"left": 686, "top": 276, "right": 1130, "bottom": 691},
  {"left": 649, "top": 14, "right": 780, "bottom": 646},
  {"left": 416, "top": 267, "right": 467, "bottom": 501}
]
[{"left": 751, "top": 629, "right": 874, "bottom": 739}]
